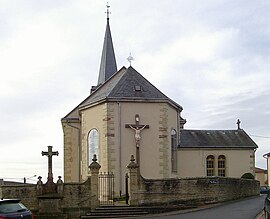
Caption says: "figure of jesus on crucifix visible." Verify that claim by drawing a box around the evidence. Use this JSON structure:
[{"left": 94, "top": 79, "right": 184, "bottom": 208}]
[
  {"left": 125, "top": 114, "right": 149, "bottom": 169},
  {"left": 128, "top": 124, "right": 147, "bottom": 148}
]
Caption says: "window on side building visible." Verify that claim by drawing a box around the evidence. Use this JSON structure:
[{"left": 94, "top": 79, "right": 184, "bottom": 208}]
[
  {"left": 206, "top": 155, "right": 215, "bottom": 176},
  {"left": 218, "top": 155, "right": 226, "bottom": 177}
]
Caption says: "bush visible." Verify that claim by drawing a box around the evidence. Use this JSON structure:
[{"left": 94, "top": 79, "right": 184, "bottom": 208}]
[{"left": 241, "top": 172, "right": 255, "bottom": 179}]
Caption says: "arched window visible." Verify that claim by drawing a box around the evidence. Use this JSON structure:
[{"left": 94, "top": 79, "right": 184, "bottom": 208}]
[
  {"left": 171, "top": 129, "right": 177, "bottom": 173},
  {"left": 206, "top": 155, "right": 215, "bottom": 176},
  {"left": 218, "top": 155, "right": 226, "bottom": 177},
  {"left": 88, "top": 129, "right": 99, "bottom": 166}
]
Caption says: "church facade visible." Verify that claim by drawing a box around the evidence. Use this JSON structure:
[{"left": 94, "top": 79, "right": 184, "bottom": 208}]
[{"left": 62, "top": 15, "right": 258, "bottom": 196}]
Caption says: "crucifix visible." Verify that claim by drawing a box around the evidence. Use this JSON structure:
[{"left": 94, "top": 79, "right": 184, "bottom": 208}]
[
  {"left": 42, "top": 145, "right": 59, "bottom": 182},
  {"left": 125, "top": 114, "right": 149, "bottom": 169}
]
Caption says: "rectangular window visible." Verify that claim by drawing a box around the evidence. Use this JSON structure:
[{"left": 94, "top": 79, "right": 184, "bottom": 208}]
[
  {"left": 206, "top": 155, "right": 215, "bottom": 176},
  {"left": 218, "top": 155, "right": 226, "bottom": 177}
]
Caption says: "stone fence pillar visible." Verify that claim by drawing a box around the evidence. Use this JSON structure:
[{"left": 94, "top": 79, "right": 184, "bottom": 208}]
[
  {"left": 127, "top": 155, "right": 139, "bottom": 206},
  {"left": 57, "top": 176, "right": 64, "bottom": 196},
  {"left": 36, "top": 176, "right": 43, "bottom": 195},
  {"left": 89, "top": 154, "right": 101, "bottom": 210}
]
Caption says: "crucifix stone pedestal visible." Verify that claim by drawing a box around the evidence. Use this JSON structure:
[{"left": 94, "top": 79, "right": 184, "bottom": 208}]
[
  {"left": 125, "top": 114, "right": 149, "bottom": 172},
  {"left": 38, "top": 146, "right": 62, "bottom": 215}
]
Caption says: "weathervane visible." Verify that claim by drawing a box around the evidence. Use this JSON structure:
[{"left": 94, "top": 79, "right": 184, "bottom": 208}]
[
  {"left": 105, "top": 2, "right": 111, "bottom": 19},
  {"left": 127, "top": 53, "right": 134, "bottom": 66}
]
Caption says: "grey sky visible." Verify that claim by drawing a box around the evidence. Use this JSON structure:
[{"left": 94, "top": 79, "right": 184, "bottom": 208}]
[{"left": 0, "top": 0, "right": 269, "bottom": 182}]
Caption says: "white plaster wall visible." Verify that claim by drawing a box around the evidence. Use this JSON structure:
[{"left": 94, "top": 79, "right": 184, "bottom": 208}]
[{"left": 178, "top": 148, "right": 255, "bottom": 178}]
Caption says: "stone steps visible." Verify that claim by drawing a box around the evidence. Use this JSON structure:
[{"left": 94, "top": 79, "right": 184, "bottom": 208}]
[{"left": 81, "top": 206, "right": 149, "bottom": 218}]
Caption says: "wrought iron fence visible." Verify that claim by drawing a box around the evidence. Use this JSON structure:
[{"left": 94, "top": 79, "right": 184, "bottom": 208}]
[{"left": 99, "top": 172, "right": 114, "bottom": 206}]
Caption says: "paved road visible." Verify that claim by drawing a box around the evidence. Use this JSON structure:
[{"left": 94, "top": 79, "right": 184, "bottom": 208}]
[{"left": 146, "top": 195, "right": 266, "bottom": 219}]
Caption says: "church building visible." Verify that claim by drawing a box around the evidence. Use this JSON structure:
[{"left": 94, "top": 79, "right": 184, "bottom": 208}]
[{"left": 61, "top": 11, "right": 258, "bottom": 196}]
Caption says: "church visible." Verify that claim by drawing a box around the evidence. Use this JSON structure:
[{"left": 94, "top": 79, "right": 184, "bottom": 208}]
[{"left": 61, "top": 11, "right": 258, "bottom": 196}]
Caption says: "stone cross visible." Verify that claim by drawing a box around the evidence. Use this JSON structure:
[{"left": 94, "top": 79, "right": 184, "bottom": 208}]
[
  {"left": 42, "top": 146, "right": 59, "bottom": 182},
  {"left": 125, "top": 114, "right": 149, "bottom": 169}
]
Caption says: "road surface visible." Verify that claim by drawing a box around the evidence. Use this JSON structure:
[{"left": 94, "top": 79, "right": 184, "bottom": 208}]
[{"left": 146, "top": 195, "right": 266, "bottom": 219}]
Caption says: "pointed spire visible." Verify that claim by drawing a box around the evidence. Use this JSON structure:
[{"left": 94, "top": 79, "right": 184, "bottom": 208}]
[{"left": 97, "top": 3, "right": 117, "bottom": 85}]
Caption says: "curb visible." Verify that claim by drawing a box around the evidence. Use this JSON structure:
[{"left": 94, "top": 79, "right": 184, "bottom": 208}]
[{"left": 255, "top": 210, "right": 265, "bottom": 219}]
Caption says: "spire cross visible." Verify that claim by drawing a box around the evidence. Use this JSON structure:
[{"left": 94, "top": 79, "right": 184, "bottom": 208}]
[
  {"left": 127, "top": 53, "right": 134, "bottom": 66},
  {"left": 105, "top": 2, "right": 111, "bottom": 20},
  {"left": 237, "top": 119, "right": 241, "bottom": 129}
]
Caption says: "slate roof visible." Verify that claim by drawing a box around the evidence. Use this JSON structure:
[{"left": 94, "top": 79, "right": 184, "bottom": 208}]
[
  {"left": 263, "top": 152, "right": 270, "bottom": 158},
  {"left": 179, "top": 129, "right": 258, "bottom": 149},
  {"left": 80, "top": 66, "right": 182, "bottom": 110},
  {"left": 62, "top": 66, "right": 182, "bottom": 120}
]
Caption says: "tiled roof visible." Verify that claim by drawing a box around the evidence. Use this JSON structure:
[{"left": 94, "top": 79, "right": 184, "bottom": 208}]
[{"left": 179, "top": 129, "right": 258, "bottom": 149}]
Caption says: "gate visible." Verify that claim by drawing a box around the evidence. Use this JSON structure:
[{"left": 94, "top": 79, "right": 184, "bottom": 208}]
[
  {"left": 99, "top": 172, "right": 114, "bottom": 206},
  {"left": 125, "top": 173, "right": 129, "bottom": 204}
]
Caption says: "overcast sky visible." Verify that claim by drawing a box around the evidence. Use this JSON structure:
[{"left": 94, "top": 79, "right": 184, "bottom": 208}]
[{"left": 1, "top": 0, "right": 270, "bottom": 183}]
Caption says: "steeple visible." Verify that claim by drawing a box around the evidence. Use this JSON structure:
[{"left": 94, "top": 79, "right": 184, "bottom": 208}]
[{"left": 97, "top": 3, "right": 117, "bottom": 85}]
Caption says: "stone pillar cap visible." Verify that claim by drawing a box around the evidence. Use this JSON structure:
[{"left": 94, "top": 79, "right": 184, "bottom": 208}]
[
  {"left": 57, "top": 176, "right": 63, "bottom": 184},
  {"left": 89, "top": 154, "right": 101, "bottom": 169},
  {"left": 127, "top": 155, "right": 139, "bottom": 169}
]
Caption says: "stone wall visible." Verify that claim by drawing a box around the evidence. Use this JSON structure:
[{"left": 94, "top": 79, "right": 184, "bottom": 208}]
[
  {"left": 0, "top": 177, "right": 94, "bottom": 219},
  {"left": 0, "top": 156, "right": 101, "bottom": 219},
  {"left": 0, "top": 158, "right": 260, "bottom": 218},
  {"left": 136, "top": 177, "right": 259, "bottom": 206},
  {"left": 61, "top": 180, "right": 91, "bottom": 210},
  {"left": 127, "top": 157, "right": 260, "bottom": 208},
  {"left": 58, "top": 178, "right": 92, "bottom": 218},
  {"left": 0, "top": 184, "right": 38, "bottom": 210}
]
